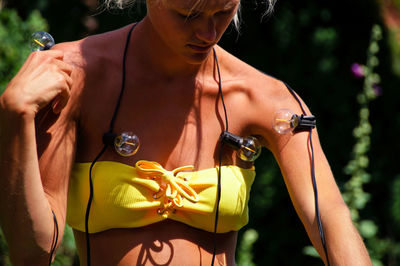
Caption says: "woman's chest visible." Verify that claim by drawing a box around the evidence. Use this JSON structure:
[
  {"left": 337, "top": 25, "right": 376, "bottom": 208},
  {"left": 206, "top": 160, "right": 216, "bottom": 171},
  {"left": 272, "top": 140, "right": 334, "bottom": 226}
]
[{"left": 75, "top": 76, "right": 254, "bottom": 169}]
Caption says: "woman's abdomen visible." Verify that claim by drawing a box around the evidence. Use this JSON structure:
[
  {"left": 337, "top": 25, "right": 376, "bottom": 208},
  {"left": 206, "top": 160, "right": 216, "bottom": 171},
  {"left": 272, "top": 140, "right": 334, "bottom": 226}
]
[{"left": 73, "top": 220, "right": 237, "bottom": 266}]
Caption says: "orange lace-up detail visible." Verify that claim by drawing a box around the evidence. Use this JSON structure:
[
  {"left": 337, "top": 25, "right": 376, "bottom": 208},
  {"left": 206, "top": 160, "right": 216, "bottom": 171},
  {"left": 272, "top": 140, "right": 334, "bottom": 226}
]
[{"left": 135, "top": 160, "right": 199, "bottom": 215}]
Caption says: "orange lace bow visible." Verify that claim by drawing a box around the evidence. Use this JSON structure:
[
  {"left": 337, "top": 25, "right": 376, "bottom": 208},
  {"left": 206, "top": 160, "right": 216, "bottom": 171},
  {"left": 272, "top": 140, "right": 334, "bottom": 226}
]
[{"left": 135, "top": 160, "right": 199, "bottom": 214}]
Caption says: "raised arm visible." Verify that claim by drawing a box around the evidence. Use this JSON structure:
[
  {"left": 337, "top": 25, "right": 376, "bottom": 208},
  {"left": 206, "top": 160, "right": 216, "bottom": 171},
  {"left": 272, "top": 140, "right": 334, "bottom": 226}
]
[
  {"left": 0, "top": 48, "right": 79, "bottom": 265},
  {"left": 252, "top": 79, "right": 371, "bottom": 265}
]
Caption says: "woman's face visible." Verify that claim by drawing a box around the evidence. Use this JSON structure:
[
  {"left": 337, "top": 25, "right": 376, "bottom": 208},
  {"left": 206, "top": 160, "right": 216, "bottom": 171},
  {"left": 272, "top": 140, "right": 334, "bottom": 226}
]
[{"left": 146, "top": 0, "right": 240, "bottom": 64}]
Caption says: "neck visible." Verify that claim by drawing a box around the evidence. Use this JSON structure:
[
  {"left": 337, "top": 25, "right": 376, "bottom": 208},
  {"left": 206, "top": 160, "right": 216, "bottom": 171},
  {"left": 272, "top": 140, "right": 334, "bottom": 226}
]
[{"left": 131, "top": 17, "right": 216, "bottom": 79}]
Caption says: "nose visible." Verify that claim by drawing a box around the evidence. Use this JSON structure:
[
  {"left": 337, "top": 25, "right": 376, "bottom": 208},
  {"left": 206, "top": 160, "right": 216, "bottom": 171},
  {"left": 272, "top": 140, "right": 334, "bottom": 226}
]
[{"left": 195, "top": 18, "right": 217, "bottom": 43}]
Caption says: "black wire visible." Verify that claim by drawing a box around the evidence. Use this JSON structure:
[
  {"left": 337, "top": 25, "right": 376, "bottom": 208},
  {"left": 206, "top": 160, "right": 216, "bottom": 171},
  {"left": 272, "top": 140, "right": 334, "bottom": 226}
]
[
  {"left": 85, "top": 144, "right": 108, "bottom": 266},
  {"left": 283, "top": 82, "right": 330, "bottom": 266},
  {"left": 213, "top": 48, "right": 229, "bottom": 132},
  {"left": 108, "top": 23, "right": 138, "bottom": 132},
  {"left": 309, "top": 129, "right": 330, "bottom": 265},
  {"left": 48, "top": 210, "right": 59, "bottom": 266},
  {"left": 84, "top": 22, "right": 138, "bottom": 266},
  {"left": 283, "top": 82, "right": 307, "bottom": 115},
  {"left": 211, "top": 141, "right": 224, "bottom": 266},
  {"left": 211, "top": 48, "right": 227, "bottom": 266}
]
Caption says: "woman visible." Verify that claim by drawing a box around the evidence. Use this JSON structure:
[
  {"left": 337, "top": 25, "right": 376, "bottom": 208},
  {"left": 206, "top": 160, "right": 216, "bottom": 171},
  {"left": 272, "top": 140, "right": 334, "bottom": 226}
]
[{"left": 0, "top": 0, "right": 372, "bottom": 265}]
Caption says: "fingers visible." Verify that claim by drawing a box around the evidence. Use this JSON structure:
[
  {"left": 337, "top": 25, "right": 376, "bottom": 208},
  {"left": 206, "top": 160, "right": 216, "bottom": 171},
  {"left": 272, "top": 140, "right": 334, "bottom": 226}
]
[
  {"left": 36, "top": 51, "right": 73, "bottom": 76},
  {"left": 51, "top": 56, "right": 73, "bottom": 76},
  {"left": 26, "top": 50, "right": 73, "bottom": 76},
  {"left": 33, "top": 49, "right": 64, "bottom": 60},
  {"left": 2, "top": 48, "right": 77, "bottom": 117},
  {"left": 21, "top": 50, "right": 74, "bottom": 114},
  {"left": 21, "top": 50, "right": 65, "bottom": 74},
  {"left": 51, "top": 61, "right": 73, "bottom": 87},
  {"left": 48, "top": 62, "right": 73, "bottom": 114},
  {"left": 52, "top": 91, "right": 70, "bottom": 114},
  {"left": 51, "top": 69, "right": 72, "bottom": 114}
]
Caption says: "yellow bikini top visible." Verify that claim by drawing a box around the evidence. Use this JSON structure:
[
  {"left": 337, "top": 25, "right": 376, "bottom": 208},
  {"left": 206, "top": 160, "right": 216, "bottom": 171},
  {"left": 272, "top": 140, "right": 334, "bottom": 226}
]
[{"left": 67, "top": 160, "right": 255, "bottom": 233}]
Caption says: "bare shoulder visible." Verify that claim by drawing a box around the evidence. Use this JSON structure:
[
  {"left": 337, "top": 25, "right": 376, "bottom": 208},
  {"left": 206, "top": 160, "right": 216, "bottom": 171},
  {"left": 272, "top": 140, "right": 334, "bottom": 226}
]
[
  {"left": 48, "top": 24, "right": 136, "bottom": 120},
  {"left": 216, "top": 46, "right": 311, "bottom": 146},
  {"left": 53, "top": 24, "right": 134, "bottom": 72},
  {"left": 216, "top": 45, "right": 295, "bottom": 106}
]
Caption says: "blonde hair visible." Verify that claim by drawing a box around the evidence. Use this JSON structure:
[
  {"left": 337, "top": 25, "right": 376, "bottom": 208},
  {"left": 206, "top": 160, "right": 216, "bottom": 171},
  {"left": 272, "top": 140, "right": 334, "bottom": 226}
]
[
  {"left": 102, "top": 0, "right": 137, "bottom": 9},
  {"left": 101, "top": 0, "right": 276, "bottom": 30}
]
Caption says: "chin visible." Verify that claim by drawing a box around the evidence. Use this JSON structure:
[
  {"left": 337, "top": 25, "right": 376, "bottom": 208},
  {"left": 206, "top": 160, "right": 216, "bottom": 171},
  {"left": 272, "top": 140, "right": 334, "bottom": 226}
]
[{"left": 182, "top": 50, "right": 213, "bottom": 65}]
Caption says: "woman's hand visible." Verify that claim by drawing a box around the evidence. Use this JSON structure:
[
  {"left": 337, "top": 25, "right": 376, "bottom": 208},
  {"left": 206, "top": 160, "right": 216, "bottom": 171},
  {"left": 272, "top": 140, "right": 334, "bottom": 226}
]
[{"left": 1, "top": 49, "right": 73, "bottom": 117}]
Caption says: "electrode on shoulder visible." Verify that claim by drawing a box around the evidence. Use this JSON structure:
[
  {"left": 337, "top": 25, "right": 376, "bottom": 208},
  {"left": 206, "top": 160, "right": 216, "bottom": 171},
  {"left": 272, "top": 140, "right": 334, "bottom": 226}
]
[{"left": 273, "top": 108, "right": 316, "bottom": 134}]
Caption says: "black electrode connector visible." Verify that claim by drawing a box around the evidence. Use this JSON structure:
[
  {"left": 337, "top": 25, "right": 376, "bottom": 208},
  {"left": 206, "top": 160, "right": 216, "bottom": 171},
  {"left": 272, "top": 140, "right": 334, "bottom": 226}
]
[
  {"left": 219, "top": 131, "right": 243, "bottom": 150},
  {"left": 294, "top": 114, "right": 316, "bottom": 132},
  {"left": 102, "top": 132, "right": 117, "bottom": 146}
]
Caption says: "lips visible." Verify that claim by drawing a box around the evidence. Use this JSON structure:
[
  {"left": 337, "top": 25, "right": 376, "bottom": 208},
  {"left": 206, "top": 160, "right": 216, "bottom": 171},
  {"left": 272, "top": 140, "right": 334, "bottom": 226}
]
[{"left": 187, "top": 44, "right": 213, "bottom": 52}]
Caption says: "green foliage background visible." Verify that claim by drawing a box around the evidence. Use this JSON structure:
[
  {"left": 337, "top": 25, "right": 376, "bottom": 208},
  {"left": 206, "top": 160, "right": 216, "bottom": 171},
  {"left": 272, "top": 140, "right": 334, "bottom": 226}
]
[
  {"left": 1, "top": 0, "right": 400, "bottom": 265},
  {"left": 0, "top": 9, "right": 47, "bottom": 91}
]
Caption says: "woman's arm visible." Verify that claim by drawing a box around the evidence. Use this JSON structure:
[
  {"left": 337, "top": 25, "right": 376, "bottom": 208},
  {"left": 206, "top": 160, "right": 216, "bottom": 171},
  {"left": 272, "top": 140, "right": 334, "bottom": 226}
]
[
  {"left": 271, "top": 126, "right": 370, "bottom": 265},
  {"left": 0, "top": 49, "right": 77, "bottom": 265},
  {"left": 254, "top": 80, "right": 371, "bottom": 265}
]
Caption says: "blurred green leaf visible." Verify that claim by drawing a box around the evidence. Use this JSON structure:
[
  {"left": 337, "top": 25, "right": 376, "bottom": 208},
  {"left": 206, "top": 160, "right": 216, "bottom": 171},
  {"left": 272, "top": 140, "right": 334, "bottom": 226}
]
[{"left": 0, "top": 9, "right": 47, "bottom": 94}]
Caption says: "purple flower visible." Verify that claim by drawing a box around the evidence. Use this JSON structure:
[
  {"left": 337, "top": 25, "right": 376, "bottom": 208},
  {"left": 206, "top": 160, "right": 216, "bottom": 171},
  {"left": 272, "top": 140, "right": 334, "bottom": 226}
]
[
  {"left": 351, "top": 63, "right": 364, "bottom": 78},
  {"left": 372, "top": 83, "right": 382, "bottom": 96}
]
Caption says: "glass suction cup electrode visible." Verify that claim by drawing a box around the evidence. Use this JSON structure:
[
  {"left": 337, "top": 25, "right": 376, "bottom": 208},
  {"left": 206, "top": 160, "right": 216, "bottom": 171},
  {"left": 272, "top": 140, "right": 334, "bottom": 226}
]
[
  {"left": 219, "top": 131, "right": 262, "bottom": 162},
  {"left": 237, "top": 136, "right": 262, "bottom": 162},
  {"left": 30, "top": 31, "right": 55, "bottom": 51},
  {"left": 273, "top": 108, "right": 316, "bottom": 134},
  {"left": 114, "top": 132, "right": 140, "bottom": 157}
]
